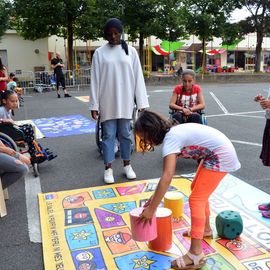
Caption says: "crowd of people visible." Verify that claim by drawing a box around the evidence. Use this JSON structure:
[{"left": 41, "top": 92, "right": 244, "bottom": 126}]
[{"left": 1, "top": 17, "right": 270, "bottom": 270}]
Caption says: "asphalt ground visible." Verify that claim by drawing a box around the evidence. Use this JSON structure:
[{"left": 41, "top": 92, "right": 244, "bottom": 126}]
[{"left": 0, "top": 81, "right": 270, "bottom": 269}]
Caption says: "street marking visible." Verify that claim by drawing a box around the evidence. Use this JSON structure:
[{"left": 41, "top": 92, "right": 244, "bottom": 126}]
[
  {"left": 231, "top": 139, "right": 262, "bottom": 147},
  {"left": 25, "top": 172, "right": 42, "bottom": 243},
  {"left": 229, "top": 114, "right": 265, "bottom": 119},
  {"left": 210, "top": 92, "right": 229, "bottom": 114},
  {"left": 207, "top": 110, "right": 264, "bottom": 118},
  {"left": 152, "top": 89, "right": 172, "bottom": 93}
]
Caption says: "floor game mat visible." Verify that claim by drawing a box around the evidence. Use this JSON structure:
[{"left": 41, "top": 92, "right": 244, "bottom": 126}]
[
  {"left": 38, "top": 174, "right": 270, "bottom": 270},
  {"left": 33, "top": 114, "right": 96, "bottom": 137}
]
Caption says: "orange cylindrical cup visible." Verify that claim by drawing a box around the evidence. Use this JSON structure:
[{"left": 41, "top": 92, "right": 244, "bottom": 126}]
[
  {"left": 129, "top": 207, "right": 157, "bottom": 242},
  {"left": 148, "top": 208, "right": 172, "bottom": 251},
  {"left": 164, "top": 192, "right": 184, "bottom": 219}
]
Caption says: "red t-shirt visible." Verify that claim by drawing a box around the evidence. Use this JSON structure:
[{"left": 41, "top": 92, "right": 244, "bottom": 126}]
[
  {"left": 173, "top": 84, "right": 201, "bottom": 108},
  {"left": 0, "top": 70, "right": 7, "bottom": 91}
]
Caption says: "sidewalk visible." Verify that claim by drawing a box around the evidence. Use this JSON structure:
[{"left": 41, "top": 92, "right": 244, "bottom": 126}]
[{"left": 146, "top": 72, "right": 270, "bottom": 85}]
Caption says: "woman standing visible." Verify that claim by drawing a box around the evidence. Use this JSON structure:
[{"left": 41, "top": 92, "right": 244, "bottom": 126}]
[
  {"left": 0, "top": 58, "right": 8, "bottom": 91},
  {"left": 89, "top": 18, "right": 149, "bottom": 184}
]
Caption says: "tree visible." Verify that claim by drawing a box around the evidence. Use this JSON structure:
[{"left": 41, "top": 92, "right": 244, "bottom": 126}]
[
  {"left": 152, "top": 0, "right": 187, "bottom": 42},
  {"left": 238, "top": 0, "right": 270, "bottom": 72},
  {"left": 182, "top": 0, "right": 242, "bottom": 76},
  {"left": 122, "top": 0, "right": 159, "bottom": 66},
  {"left": 0, "top": 1, "right": 11, "bottom": 40},
  {"left": 12, "top": 0, "right": 98, "bottom": 70}
]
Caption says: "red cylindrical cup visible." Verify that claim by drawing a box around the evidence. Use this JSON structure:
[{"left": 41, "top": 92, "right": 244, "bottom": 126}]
[{"left": 148, "top": 207, "right": 172, "bottom": 251}]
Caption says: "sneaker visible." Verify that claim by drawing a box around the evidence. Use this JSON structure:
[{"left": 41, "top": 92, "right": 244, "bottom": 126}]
[
  {"left": 57, "top": 93, "right": 61, "bottom": 98},
  {"left": 64, "top": 93, "right": 72, "bottom": 98},
  {"left": 124, "top": 165, "right": 136, "bottom": 179},
  {"left": 258, "top": 202, "right": 270, "bottom": 211},
  {"left": 104, "top": 168, "right": 114, "bottom": 184},
  {"left": 262, "top": 211, "right": 270, "bottom": 218}
]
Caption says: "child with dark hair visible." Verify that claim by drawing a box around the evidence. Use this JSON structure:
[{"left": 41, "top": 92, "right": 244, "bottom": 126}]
[
  {"left": 89, "top": 18, "right": 149, "bottom": 184},
  {"left": 135, "top": 110, "right": 241, "bottom": 270},
  {"left": 169, "top": 69, "right": 205, "bottom": 124},
  {"left": 0, "top": 90, "right": 54, "bottom": 164}
]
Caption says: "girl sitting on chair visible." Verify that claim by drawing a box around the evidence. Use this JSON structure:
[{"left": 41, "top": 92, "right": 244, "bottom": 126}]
[
  {"left": 169, "top": 69, "right": 205, "bottom": 124},
  {"left": 0, "top": 90, "right": 55, "bottom": 164}
]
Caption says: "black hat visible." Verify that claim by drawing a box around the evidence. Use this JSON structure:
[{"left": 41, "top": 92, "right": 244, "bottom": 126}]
[{"left": 104, "top": 18, "right": 123, "bottom": 36}]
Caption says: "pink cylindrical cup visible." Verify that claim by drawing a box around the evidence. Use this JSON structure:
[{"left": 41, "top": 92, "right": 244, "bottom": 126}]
[{"left": 129, "top": 207, "right": 157, "bottom": 242}]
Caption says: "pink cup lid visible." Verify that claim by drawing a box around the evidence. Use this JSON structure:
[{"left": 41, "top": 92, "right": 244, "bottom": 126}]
[{"left": 130, "top": 207, "right": 144, "bottom": 217}]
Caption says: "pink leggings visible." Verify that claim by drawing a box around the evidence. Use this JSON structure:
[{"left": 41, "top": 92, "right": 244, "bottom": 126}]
[{"left": 189, "top": 162, "right": 227, "bottom": 239}]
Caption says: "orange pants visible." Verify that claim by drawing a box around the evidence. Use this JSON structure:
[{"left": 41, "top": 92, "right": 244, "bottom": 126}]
[{"left": 189, "top": 162, "right": 227, "bottom": 239}]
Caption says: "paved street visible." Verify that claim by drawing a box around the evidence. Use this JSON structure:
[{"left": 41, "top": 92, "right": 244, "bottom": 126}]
[{"left": 0, "top": 81, "right": 269, "bottom": 269}]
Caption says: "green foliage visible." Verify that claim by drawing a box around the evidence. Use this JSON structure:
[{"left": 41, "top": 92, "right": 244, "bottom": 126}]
[
  {"left": 183, "top": 0, "right": 241, "bottom": 41},
  {"left": 236, "top": 0, "right": 270, "bottom": 71},
  {"left": 238, "top": 0, "right": 270, "bottom": 35},
  {"left": 152, "top": 0, "right": 188, "bottom": 41},
  {"left": 9, "top": 0, "right": 265, "bottom": 72},
  {"left": 220, "top": 22, "right": 245, "bottom": 45},
  {"left": 121, "top": 0, "right": 160, "bottom": 41},
  {"left": 12, "top": 0, "right": 62, "bottom": 39},
  {"left": 0, "top": 1, "right": 11, "bottom": 39},
  {"left": 12, "top": 0, "right": 98, "bottom": 40},
  {"left": 12, "top": 0, "right": 99, "bottom": 70},
  {"left": 180, "top": 0, "right": 242, "bottom": 75}
]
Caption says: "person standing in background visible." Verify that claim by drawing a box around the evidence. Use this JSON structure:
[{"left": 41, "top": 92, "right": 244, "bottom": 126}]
[
  {"left": 254, "top": 90, "right": 270, "bottom": 218},
  {"left": 51, "top": 52, "right": 72, "bottom": 98},
  {"left": 0, "top": 58, "right": 8, "bottom": 91},
  {"left": 89, "top": 18, "right": 149, "bottom": 184}
]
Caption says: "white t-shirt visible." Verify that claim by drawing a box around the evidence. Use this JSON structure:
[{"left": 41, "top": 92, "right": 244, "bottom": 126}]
[
  {"left": 89, "top": 43, "right": 149, "bottom": 123},
  {"left": 162, "top": 123, "right": 241, "bottom": 172},
  {"left": 0, "top": 106, "right": 12, "bottom": 119}
]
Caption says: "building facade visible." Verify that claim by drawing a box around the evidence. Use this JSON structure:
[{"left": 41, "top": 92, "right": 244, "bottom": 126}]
[{"left": 1, "top": 30, "right": 270, "bottom": 74}]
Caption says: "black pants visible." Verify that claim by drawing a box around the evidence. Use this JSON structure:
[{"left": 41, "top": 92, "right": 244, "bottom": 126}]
[
  {"left": 19, "top": 124, "right": 36, "bottom": 157},
  {"left": 55, "top": 73, "right": 66, "bottom": 90},
  {"left": 172, "top": 111, "right": 202, "bottom": 124}
]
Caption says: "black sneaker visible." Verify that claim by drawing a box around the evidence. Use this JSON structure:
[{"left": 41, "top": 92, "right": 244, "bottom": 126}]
[
  {"left": 31, "top": 155, "right": 47, "bottom": 164},
  {"left": 57, "top": 93, "right": 61, "bottom": 98},
  {"left": 64, "top": 93, "right": 72, "bottom": 98}
]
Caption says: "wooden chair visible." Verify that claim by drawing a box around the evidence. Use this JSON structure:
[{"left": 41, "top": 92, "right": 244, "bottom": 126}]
[{"left": 0, "top": 179, "right": 9, "bottom": 217}]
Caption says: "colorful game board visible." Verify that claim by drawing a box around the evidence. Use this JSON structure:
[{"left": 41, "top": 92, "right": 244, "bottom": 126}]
[
  {"left": 38, "top": 174, "right": 270, "bottom": 270},
  {"left": 33, "top": 114, "right": 96, "bottom": 137}
]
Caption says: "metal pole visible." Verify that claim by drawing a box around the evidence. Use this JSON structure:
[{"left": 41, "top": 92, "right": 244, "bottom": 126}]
[{"left": 119, "top": 3, "right": 124, "bottom": 40}]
